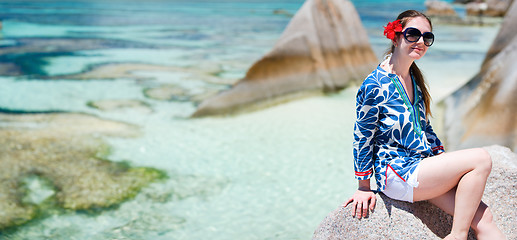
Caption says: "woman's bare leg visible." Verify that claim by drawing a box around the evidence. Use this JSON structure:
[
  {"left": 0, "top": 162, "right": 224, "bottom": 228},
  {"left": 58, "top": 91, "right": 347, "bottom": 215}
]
[
  {"left": 412, "top": 148, "right": 497, "bottom": 240},
  {"left": 427, "top": 187, "right": 505, "bottom": 239}
]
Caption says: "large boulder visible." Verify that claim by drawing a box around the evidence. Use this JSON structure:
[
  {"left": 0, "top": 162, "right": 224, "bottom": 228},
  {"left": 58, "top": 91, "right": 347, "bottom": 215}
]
[
  {"left": 426, "top": 0, "right": 459, "bottom": 17},
  {"left": 466, "top": 0, "right": 514, "bottom": 17},
  {"left": 313, "top": 145, "right": 517, "bottom": 239},
  {"left": 425, "top": 0, "right": 464, "bottom": 24},
  {"left": 441, "top": 1, "right": 517, "bottom": 152},
  {"left": 192, "top": 0, "right": 378, "bottom": 117}
]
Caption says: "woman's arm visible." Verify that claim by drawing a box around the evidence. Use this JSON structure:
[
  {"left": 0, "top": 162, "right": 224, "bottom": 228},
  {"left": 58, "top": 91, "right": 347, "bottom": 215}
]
[
  {"left": 344, "top": 179, "right": 376, "bottom": 219},
  {"left": 353, "top": 79, "right": 381, "bottom": 181},
  {"left": 425, "top": 119, "right": 445, "bottom": 155},
  {"left": 348, "top": 78, "right": 381, "bottom": 218}
]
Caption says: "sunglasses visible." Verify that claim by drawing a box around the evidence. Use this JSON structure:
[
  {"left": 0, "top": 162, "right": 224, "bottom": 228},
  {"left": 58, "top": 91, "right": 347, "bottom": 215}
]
[{"left": 401, "top": 27, "right": 434, "bottom": 47}]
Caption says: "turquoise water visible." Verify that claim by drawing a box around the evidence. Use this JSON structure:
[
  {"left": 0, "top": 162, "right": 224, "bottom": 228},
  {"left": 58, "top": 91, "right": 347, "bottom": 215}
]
[{"left": 0, "top": 0, "right": 499, "bottom": 239}]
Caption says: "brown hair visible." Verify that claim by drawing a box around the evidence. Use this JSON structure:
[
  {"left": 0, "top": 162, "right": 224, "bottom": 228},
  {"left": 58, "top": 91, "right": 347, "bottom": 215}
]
[{"left": 386, "top": 10, "right": 433, "bottom": 118}]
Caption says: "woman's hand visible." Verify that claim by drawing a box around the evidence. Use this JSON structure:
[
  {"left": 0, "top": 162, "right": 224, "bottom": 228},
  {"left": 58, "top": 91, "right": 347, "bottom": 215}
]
[{"left": 343, "top": 180, "right": 376, "bottom": 219}]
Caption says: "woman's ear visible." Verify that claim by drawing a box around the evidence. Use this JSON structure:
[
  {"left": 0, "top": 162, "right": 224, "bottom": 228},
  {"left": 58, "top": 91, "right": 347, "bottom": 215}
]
[{"left": 392, "top": 34, "right": 402, "bottom": 47}]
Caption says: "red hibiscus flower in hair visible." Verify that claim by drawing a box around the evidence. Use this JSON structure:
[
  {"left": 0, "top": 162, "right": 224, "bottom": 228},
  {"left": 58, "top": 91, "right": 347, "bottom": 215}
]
[{"left": 383, "top": 20, "right": 403, "bottom": 41}]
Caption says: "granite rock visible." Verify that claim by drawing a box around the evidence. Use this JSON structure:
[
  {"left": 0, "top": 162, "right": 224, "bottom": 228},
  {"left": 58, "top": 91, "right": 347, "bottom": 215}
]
[
  {"left": 313, "top": 145, "right": 517, "bottom": 239},
  {"left": 466, "top": 0, "right": 514, "bottom": 17},
  {"left": 426, "top": 0, "right": 459, "bottom": 17},
  {"left": 442, "top": 1, "right": 517, "bottom": 152},
  {"left": 425, "top": 0, "right": 465, "bottom": 25},
  {"left": 192, "top": 0, "right": 378, "bottom": 117}
]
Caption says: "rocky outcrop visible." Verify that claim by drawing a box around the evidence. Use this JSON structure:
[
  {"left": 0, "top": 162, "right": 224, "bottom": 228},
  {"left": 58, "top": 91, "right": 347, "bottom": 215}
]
[
  {"left": 482, "top": 1, "right": 517, "bottom": 64},
  {"left": 192, "top": 0, "right": 378, "bottom": 117},
  {"left": 425, "top": 0, "right": 464, "bottom": 24},
  {"left": 313, "top": 145, "right": 517, "bottom": 239},
  {"left": 466, "top": 0, "right": 514, "bottom": 17},
  {"left": 441, "top": 1, "right": 517, "bottom": 152},
  {"left": 426, "top": 0, "right": 459, "bottom": 17}
]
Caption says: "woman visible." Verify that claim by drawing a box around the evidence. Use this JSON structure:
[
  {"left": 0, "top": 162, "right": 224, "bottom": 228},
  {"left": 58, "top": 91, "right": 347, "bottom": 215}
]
[{"left": 344, "top": 10, "right": 505, "bottom": 240}]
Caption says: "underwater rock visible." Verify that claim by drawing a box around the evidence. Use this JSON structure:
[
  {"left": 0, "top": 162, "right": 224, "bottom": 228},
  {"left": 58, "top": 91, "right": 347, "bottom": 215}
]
[
  {"left": 0, "top": 38, "right": 157, "bottom": 77},
  {"left": 44, "top": 61, "right": 226, "bottom": 103},
  {"left": 192, "top": 0, "right": 378, "bottom": 117},
  {"left": 143, "top": 84, "right": 219, "bottom": 104},
  {"left": 442, "top": 2, "right": 517, "bottom": 151},
  {"left": 87, "top": 99, "right": 153, "bottom": 113},
  {"left": 84, "top": 173, "right": 228, "bottom": 239},
  {"left": 0, "top": 62, "right": 23, "bottom": 76},
  {"left": 144, "top": 85, "right": 191, "bottom": 102},
  {"left": 0, "top": 38, "right": 154, "bottom": 56},
  {"left": 0, "top": 112, "right": 164, "bottom": 229},
  {"left": 53, "top": 63, "right": 180, "bottom": 80},
  {"left": 273, "top": 9, "right": 294, "bottom": 17},
  {"left": 313, "top": 145, "right": 517, "bottom": 239},
  {"left": 48, "top": 62, "right": 224, "bottom": 103}
]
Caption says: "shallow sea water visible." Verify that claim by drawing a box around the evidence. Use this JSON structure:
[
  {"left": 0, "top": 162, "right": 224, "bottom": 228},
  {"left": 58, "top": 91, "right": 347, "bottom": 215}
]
[{"left": 0, "top": 0, "right": 500, "bottom": 239}]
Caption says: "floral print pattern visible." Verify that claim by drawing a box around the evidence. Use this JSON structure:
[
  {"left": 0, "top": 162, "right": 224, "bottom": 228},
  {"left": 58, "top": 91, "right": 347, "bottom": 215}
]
[{"left": 353, "top": 66, "right": 444, "bottom": 191}]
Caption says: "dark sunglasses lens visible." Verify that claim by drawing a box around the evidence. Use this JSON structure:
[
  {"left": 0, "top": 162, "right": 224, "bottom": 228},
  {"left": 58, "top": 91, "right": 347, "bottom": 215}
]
[
  {"left": 405, "top": 28, "right": 421, "bottom": 42},
  {"left": 423, "top": 32, "right": 434, "bottom": 46}
]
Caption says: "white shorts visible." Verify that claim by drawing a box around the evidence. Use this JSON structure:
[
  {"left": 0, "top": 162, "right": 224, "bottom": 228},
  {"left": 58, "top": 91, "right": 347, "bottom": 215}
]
[{"left": 382, "top": 165, "right": 420, "bottom": 203}]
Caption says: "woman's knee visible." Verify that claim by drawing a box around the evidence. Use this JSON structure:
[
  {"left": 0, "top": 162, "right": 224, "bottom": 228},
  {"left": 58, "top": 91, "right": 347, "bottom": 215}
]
[{"left": 473, "top": 148, "right": 492, "bottom": 175}]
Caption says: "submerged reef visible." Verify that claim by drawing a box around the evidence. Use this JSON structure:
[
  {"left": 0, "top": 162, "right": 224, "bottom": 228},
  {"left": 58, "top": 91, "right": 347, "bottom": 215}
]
[
  {"left": 0, "top": 38, "right": 159, "bottom": 77},
  {"left": 50, "top": 63, "right": 181, "bottom": 81},
  {"left": 46, "top": 62, "right": 225, "bottom": 104},
  {"left": 0, "top": 112, "right": 165, "bottom": 230},
  {"left": 87, "top": 99, "right": 153, "bottom": 114},
  {"left": 144, "top": 84, "right": 219, "bottom": 104}
]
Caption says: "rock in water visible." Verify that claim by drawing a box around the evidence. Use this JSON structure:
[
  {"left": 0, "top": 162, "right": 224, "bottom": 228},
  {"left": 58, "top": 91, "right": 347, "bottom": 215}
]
[
  {"left": 312, "top": 145, "right": 517, "bottom": 239},
  {"left": 88, "top": 99, "right": 153, "bottom": 114},
  {"left": 442, "top": 2, "right": 517, "bottom": 151},
  {"left": 192, "top": 0, "right": 378, "bottom": 117}
]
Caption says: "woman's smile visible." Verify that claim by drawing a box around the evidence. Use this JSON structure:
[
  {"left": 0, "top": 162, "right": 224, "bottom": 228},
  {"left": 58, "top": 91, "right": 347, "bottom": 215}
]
[{"left": 412, "top": 46, "right": 424, "bottom": 53}]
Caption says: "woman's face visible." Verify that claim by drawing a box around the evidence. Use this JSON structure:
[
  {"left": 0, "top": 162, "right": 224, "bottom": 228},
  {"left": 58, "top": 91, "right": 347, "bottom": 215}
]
[{"left": 396, "top": 16, "right": 432, "bottom": 60}]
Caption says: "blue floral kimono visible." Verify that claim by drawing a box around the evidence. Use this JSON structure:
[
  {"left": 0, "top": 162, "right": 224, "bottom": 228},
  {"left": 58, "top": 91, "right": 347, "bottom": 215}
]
[{"left": 353, "top": 66, "right": 444, "bottom": 191}]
